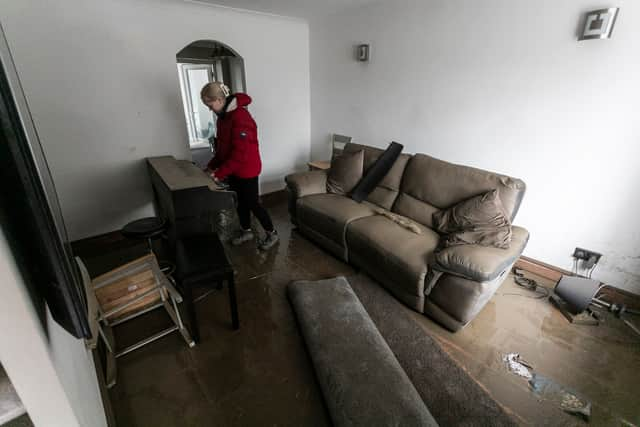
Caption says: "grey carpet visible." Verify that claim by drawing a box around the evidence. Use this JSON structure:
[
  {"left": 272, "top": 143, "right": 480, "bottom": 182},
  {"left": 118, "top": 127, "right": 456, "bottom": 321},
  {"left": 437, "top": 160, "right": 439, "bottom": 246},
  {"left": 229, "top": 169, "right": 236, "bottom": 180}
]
[
  {"left": 288, "top": 277, "right": 438, "bottom": 427},
  {"left": 348, "top": 273, "right": 518, "bottom": 427}
]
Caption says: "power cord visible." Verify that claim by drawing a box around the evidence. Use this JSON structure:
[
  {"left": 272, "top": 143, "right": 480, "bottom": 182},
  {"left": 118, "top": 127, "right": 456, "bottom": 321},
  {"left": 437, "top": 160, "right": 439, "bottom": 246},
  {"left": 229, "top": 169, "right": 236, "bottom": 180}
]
[
  {"left": 572, "top": 256, "right": 598, "bottom": 278},
  {"left": 591, "top": 297, "right": 640, "bottom": 338},
  {"left": 507, "top": 268, "right": 550, "bottom": 299}
]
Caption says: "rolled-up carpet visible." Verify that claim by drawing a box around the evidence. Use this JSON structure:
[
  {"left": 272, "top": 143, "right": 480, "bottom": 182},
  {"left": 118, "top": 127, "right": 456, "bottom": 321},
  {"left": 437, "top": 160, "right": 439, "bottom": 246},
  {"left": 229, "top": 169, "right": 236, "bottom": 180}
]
[
  {"left": 288, "top": 276, "right": 438, "bottom": 427},
  {"left": 351, "top": 141, "right": 404, "bottom": 203}
]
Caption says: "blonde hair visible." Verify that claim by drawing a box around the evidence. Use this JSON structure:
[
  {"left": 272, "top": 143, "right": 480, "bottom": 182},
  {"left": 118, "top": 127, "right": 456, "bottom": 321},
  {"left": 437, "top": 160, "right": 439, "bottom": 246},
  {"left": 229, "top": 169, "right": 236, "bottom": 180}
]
[{"left": 201, "top": 82, "right": 230, "bottom": 102}]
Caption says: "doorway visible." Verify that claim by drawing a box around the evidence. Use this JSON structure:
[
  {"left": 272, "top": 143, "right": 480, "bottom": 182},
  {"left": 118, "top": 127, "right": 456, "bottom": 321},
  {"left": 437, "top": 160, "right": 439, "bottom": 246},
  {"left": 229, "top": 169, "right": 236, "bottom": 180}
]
[{"left": 176, "top": 40, "right": 246, "bottom": 168}]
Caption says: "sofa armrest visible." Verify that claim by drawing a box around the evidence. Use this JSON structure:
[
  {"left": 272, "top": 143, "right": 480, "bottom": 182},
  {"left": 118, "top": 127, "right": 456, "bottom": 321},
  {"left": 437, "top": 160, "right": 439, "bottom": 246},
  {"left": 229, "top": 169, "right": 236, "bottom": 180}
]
[
  {"left": 431, "top": 226, "right": 530, "bottom": 282},
  {"left": 285, "top": 170, "right": 328, "bottom": 198}
]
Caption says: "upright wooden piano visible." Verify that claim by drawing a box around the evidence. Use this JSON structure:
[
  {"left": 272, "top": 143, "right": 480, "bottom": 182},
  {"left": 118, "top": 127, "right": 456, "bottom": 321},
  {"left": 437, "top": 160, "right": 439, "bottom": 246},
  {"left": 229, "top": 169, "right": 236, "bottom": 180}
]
[{"left": 147, "top": 156, "right": 236, "bottom": 249}]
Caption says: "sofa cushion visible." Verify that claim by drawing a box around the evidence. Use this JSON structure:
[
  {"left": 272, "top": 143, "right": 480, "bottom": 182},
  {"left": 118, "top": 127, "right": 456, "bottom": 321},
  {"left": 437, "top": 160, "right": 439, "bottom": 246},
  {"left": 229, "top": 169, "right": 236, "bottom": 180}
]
[
  {"left": 431, "top": 226, "right": 529, "bottom": 282},
  {"left": 343, "top": 143, "right": 411, "bottom": 210},
  {"left": 327, "top": 149, "right": 364, "bottom": 196},
  {"left": 392, "top": 192, "right": 441, "bottom": 229},
  {"left": 393, "top": 154, "right": 526, "bottom": 227},
  {"left": 346, "top": 215, "right": 440, "bottom": 301},
  {"left": 367, "top": 203, "right": 423, "bottom": 235},
  {"left": 297, "top": 193, "right": 376, "bottom": 250},
  {"left": 433, "top": 189, "right": 512, "bottom": 249}
]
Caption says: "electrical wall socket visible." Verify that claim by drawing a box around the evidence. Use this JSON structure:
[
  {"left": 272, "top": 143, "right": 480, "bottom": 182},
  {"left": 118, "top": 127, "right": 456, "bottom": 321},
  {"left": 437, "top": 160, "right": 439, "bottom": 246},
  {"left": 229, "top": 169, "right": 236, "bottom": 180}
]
[{"left": 573, "top": 247, "right": 602, "bottom": 263}]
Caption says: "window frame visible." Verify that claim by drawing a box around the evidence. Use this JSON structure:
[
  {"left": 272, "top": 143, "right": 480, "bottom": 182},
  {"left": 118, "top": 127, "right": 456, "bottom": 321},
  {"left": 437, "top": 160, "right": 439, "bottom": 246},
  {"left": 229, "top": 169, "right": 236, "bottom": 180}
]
[{"left": 177, "top": 63, "right": 219, "bottom": 149}]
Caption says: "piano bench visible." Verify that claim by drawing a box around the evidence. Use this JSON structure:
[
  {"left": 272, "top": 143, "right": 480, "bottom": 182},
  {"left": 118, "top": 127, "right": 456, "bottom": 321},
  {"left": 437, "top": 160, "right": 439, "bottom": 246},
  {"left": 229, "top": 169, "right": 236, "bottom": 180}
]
[{"left": 174, "top": 232, "right": 239, "bottom": 343}]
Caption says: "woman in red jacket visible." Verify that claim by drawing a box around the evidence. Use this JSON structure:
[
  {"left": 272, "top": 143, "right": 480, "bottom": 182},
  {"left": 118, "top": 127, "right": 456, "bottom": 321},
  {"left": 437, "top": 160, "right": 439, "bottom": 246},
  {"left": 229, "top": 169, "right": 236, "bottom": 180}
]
[{"left": 201, "top": 82, "right": 278, "bottom": 250}]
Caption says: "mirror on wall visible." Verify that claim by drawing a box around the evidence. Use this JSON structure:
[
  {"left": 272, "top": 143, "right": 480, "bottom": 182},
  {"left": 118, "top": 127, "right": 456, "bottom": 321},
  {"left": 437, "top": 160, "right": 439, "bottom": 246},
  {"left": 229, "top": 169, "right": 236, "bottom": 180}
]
[{"left": 176, "top": 40, "right": 246, "bottom": 168}]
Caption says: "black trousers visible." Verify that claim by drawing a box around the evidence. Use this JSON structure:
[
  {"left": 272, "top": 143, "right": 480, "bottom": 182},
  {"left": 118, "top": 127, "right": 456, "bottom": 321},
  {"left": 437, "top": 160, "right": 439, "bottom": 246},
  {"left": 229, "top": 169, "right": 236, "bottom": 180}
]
[{"left": 228, "top": 176, "right": 274, "bottom": 232}]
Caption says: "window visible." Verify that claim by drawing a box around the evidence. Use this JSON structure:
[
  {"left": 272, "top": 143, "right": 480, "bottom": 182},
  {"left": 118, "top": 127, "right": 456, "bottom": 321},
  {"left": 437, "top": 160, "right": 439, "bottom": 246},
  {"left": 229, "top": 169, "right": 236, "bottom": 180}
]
[
  {"left": 177, "top": 62, "right": 224, "bottom": 148},
  {"left": 175, "top": 40, "right": 246, "bottom": 155}
]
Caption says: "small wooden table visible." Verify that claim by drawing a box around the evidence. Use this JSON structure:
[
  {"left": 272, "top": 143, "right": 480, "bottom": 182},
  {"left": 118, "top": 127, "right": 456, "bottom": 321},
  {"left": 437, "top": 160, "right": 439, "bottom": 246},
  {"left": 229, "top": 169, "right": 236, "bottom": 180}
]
[{"left": 307, "top": 160, "right": 331, "bottom": 171}]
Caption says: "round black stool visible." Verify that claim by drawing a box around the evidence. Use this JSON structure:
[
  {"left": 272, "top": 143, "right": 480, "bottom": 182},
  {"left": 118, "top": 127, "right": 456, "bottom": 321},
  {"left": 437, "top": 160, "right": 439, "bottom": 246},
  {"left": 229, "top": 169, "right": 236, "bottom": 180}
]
[
  {"left": 121, "top": 217, "right": 167, "bottom": 252},
  {"left": 121, "top": 217, "right": 174, "bottom": 275}
]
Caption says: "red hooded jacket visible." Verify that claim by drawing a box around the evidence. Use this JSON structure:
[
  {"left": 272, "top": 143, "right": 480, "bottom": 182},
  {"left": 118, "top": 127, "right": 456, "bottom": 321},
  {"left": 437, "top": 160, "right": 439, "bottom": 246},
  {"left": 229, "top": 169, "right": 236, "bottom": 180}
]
[{"left": 208, "top": 93, "right": 262, "bottom": 180}]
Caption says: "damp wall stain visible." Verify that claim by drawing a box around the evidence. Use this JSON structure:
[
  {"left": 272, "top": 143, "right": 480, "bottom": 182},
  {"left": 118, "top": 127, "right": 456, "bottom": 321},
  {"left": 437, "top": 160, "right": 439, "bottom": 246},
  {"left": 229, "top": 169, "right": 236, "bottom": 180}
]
[{"left": 595, "top": 250, "right": 640, "bottom": 294}]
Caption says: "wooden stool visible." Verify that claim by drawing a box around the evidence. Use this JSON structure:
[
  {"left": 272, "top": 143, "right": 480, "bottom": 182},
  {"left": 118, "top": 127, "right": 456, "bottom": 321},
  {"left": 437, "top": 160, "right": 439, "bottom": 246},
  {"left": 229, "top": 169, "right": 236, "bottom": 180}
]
[{"left": 174, "top": 233, "right": 239, "bottom": 343}]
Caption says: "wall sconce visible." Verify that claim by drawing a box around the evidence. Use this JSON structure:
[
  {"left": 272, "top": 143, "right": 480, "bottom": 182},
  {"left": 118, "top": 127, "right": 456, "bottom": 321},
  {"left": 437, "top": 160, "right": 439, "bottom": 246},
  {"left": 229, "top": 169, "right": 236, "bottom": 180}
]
[
  {"left": 356, "top": 44, "right": 370, "bottom": 62},
  {"left": 579, "top": 8, "right": 619, "bottom": 40}
]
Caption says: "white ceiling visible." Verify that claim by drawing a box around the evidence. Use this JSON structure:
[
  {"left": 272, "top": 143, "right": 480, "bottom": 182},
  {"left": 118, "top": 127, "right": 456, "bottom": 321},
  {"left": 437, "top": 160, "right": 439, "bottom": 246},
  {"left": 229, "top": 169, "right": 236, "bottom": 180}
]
[{"left": 189, "top": 0, "right": 382, "bottom": 19}]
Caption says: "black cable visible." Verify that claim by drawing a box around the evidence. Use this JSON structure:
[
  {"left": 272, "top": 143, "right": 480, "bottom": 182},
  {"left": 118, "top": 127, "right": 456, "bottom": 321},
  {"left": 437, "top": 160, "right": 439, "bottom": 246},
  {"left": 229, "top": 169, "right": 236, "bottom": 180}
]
[
  {"left": 573, "top": 257, "right": 597, "bottom": 279},
  {"left": 509, "top": 268, "right": 550, "bottom": 299}
]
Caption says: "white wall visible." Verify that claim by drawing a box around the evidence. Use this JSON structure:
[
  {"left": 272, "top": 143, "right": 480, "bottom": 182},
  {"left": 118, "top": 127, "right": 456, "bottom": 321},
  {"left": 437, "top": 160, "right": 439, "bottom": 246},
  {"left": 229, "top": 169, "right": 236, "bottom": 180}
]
[
  {"left": 47, "top": 309, "right": 108, "bottom": 427},
  {"left": 0, "top": 230, "right": 107, "bottom": 427},
  {"left": 1, "top": 0, "right": 311, "bottom": 240},
  {"left": 310, "top": 0, "right": 640, "bottom": 293}
]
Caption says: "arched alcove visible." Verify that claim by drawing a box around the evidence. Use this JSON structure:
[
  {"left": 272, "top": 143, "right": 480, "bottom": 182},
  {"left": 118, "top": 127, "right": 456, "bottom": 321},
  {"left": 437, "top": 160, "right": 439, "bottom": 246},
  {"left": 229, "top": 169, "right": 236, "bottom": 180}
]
[{"left": 176, "top": 40, "right": 246, "bottom": 168}]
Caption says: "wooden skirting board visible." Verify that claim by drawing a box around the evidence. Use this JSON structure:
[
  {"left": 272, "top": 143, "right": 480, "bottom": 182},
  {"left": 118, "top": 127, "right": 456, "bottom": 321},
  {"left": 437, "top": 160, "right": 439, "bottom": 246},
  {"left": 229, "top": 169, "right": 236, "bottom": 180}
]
[
  {"left": 515, "top": 256, "right": 640, "bottom": 311},
  {"left": 514, "top": 256, "right": 571, "bottom": 283}
]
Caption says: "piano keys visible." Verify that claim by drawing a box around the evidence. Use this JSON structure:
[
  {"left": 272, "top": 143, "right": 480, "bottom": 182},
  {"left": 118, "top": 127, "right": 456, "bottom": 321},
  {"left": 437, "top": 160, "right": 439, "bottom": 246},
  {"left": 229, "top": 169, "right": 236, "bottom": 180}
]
[{"left": 147, "top": 156, "right": 236, "bottom": 249}]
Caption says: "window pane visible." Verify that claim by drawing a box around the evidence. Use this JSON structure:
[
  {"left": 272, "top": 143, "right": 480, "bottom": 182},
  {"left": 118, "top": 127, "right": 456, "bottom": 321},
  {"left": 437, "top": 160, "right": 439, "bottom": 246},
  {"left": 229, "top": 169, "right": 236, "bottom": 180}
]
[{"left": 186, "top": 68, "right": 215, "bottom": 140}]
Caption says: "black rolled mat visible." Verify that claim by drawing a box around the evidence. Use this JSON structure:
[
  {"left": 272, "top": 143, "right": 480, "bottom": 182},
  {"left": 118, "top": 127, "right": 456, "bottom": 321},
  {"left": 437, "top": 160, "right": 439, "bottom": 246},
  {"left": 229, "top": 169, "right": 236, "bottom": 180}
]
[{"left": 351, "top": 141, "right": 403, "bottom": 203}]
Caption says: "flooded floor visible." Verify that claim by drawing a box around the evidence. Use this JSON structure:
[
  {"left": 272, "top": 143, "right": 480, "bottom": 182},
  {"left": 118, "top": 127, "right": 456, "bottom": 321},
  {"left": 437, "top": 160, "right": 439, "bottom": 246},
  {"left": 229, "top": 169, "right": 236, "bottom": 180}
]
[
  {"left": 415, "top": 273, "right": 640, "bottom": 426},
  {"left": 74, "top": 198, "right": 640, "bottom": 426}
]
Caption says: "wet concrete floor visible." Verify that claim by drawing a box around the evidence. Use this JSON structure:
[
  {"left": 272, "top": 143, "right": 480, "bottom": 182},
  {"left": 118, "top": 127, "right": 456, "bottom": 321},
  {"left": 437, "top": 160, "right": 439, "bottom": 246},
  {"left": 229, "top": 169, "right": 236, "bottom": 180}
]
[{"left": 74, "top": 199, "right": 640, "bottom": 427}]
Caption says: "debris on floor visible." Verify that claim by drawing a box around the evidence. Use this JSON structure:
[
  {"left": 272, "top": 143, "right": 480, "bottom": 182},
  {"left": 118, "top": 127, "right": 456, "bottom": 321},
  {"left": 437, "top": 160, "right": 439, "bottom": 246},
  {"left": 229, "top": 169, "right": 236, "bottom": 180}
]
[
  {"left": 502, "top": 353, "right": 532, "bottom": 379},
  {"left": 502, "top": 353, "right": 592, "bottom": 422},
  {"left": 529, "top": 373, "right": 591, "bottom": 422}
]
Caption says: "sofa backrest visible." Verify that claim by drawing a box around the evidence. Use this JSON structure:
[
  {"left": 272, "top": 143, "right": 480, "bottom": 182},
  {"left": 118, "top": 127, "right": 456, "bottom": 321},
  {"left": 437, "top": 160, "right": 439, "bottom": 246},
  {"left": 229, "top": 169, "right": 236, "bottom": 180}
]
[
  {"left": 343, "top": 142, "right": 411, "bottom": 210},
  {"left": 393, "top": 154, "right": 526, "bottom": 227}
]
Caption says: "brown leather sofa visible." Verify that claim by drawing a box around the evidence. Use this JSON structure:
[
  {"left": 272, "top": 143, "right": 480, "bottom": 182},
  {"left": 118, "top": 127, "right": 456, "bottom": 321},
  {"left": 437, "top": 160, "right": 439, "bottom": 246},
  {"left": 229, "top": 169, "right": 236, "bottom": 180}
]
[{"left": 285, "top": 143, "right": 529, "bottom": 331}]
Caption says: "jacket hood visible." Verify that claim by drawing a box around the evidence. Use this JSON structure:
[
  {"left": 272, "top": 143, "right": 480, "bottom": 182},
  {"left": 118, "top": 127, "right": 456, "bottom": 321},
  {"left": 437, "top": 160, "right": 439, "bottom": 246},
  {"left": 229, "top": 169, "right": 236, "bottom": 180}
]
[
  {"left": 233, "top": 93, "right": 252, "bottom": 107},
  {"left": 218, "top": 93, "right": 252, "bottom": 118}
]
